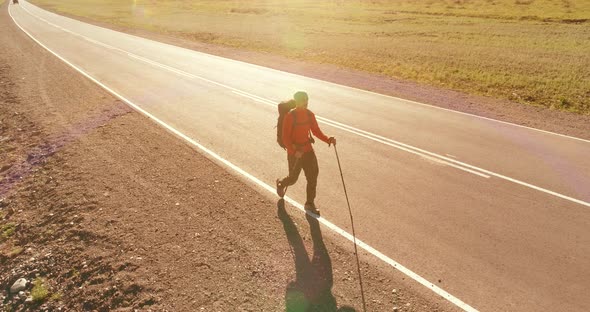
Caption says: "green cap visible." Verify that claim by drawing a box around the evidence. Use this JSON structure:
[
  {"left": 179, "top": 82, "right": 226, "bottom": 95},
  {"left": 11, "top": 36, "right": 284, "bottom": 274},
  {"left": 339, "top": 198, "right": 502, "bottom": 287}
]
[{"left": 293, "top": 91, "right": 309, "bottom": 103}]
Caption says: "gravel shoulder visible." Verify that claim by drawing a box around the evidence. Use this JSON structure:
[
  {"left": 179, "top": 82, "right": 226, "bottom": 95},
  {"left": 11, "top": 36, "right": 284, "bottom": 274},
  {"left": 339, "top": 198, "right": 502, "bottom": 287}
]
[{"left": 1, "top": 2, "right": 455, "bottom": 311}]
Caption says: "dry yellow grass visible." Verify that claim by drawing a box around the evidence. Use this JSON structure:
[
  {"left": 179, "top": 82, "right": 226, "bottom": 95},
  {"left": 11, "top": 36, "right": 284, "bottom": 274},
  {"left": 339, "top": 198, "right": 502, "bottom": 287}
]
[{"left": 31, "top": 0, "right": 590, "bottom": 113}]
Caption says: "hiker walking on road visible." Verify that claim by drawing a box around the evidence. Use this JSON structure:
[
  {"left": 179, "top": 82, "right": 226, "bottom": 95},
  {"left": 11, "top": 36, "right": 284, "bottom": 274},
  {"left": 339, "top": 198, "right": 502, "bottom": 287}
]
[{"left": 276, "top": 91, "right": 336, "bottom": 215}]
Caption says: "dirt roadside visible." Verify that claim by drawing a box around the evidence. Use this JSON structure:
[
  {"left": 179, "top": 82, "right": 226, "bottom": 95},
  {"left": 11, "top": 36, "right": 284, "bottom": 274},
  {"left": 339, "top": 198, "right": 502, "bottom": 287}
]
[
  {"left": 0, "top": 2, "right": 455, "bottom": 311},
  {"left": 27, "top": 1, "right": 590, "bottom": 141}
]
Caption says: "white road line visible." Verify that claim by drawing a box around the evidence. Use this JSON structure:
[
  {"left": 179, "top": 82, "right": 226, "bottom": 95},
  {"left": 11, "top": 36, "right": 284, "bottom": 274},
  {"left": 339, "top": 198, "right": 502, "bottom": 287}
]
[
  {"left": 207, "top": 52, "right": 590, "bottom": 145},
  {"left": 128, "top": 54, "right": 195, "bottom": 79},
  {"left": 237, "top": 87, "right": 590, "bottom": 206},
  {"left": 230, "top": 90, "right": 489, "bottom": 177},
  {"left": 116, "top": 32, "right": 491, "bottom": 180},
  {"left": 27, "top": 3, "right": 590, "bottom": 207},
  {"left": 315, "top": 116, "right": 590, "bottom": 207},
  {"left": 230, "top": 88, "right": 491, "bottom": 178},
  {"left": 9, "top": 3, "right": 479, "bottom": 312},
  {"left": 21, "top": 0, "right": 590, "bottom": 146},
  {"left": 231, "top": 90, "right": 273, "bottom": 105},
  {"left": 312, "top": 116, "right": 491, "bottom": 178},
  {"left": 33, "top": 3, "right": 590, "bottom": 207}
]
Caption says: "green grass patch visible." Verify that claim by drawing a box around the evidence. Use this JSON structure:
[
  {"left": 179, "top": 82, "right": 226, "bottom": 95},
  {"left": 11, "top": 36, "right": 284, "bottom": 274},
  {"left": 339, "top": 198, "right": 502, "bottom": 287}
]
[
  {"left": 0, "top": 223, "right": 16, "bottom": 242},
  {"left": 69, "top": 268, "right": 80, "bottom": 279},
  {"left": 31, "top": 278, "right": 50, "bottom": 303},
  {"left": 49, "top": 292, "right": 62, "bottom": 302},
  {"left": 29, "top": 0, "right": 590, "bottom": 114},
  {"left": 8, "top": 246, "right": 24, "bottom": 257}
]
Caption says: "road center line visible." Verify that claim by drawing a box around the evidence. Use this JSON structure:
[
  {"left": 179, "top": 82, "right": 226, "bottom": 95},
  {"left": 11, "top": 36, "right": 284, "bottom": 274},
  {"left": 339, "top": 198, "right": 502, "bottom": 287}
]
[
  {"left": 10, "top": 3, "right": 480, "bottom": 311},
  {"left": 26, "top": 4, "right": 590, "bottom": 207},
  {"left": 229, "top": 90, "right": 491, "bottom": 178}
]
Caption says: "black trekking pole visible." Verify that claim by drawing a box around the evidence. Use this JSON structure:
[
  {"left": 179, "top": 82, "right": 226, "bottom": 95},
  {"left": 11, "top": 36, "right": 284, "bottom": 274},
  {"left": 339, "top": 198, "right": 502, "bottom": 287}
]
[{"left": 333, "top": 144, "right": 367, "bottom": 312}]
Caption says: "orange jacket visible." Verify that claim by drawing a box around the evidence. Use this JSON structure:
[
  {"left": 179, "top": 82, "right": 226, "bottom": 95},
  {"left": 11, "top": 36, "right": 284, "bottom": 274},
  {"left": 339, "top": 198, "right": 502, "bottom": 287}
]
[{"left": 282, "top": 108, "right": 329, "bottom": 155}]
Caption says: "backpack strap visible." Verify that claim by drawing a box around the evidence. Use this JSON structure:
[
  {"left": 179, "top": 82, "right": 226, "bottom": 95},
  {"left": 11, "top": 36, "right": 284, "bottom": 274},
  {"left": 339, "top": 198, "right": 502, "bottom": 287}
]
[
  {"left": 289, "top": 110, "right": 315, "bottom": 146},
  {"left": 291, "top": 110, "right": 297, "bottom": 132},
  {"left": 290, "top": 110, "right": 313, "bottom": 128}
]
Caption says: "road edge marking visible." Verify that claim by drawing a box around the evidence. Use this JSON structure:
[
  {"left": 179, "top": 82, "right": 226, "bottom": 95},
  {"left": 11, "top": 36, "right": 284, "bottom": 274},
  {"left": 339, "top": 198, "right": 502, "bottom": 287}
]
[
  {"left": 16, "top": 0, "right": 590, "bottom": 145},
  {"left": 27, "top": 0, "right": 588, "bottom": 144},
  {"left": 25, "top": 6, "right": 492, "bottom": 180},
  {"left": 20, "top": 3, "right": 590, "bottom": 208},
  {"left": 10, "top": 3, "right": 479, "bottom": 311}
]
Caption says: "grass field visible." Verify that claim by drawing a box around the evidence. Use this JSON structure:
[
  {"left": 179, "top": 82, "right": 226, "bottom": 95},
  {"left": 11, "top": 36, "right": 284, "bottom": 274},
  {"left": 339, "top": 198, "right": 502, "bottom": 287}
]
[{"left": 30, "top": 0, "right": 590, "bottom": 114}]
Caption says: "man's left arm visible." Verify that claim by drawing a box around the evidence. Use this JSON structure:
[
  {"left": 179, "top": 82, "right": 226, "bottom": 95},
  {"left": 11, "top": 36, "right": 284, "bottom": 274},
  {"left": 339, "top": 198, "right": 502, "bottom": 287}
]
[{"left": 310, "top": 113, "right": 335, "bottom": 146}]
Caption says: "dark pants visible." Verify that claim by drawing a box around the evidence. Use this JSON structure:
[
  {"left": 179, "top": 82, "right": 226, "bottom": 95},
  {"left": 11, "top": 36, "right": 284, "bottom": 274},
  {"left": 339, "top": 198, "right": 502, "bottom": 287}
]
[{"left": 280, "top": 151, "right": 319, "bottom": 204}]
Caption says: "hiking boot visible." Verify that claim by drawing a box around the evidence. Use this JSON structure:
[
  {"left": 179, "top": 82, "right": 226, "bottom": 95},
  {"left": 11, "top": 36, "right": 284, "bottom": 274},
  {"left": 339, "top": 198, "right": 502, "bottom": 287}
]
[
  {"left": 276, "top": 179, "right": 286, "bottom": 198},
  {"left": 304, "top": 202, "right": 320, "bottom": 215}
]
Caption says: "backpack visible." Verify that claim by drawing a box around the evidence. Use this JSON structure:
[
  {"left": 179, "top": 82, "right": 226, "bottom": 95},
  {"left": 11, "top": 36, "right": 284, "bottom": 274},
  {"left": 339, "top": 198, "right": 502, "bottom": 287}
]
[
  {"left": 277, "top": 100, "right": 296, "bottom": 148},
  {"left": 276, "top": 101, "right": 315, "bottom": 149}
]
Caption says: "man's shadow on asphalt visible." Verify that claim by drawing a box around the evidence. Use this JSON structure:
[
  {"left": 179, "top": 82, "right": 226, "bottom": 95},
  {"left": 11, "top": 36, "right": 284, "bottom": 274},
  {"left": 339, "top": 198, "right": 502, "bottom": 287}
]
[{"left": 278, "top": 199, "right": 356, "bottom": 312}]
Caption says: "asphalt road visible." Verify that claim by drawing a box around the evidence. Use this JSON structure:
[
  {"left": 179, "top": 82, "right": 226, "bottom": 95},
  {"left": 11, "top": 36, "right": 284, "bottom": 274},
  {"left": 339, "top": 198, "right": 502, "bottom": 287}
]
[{"left": 9, "top": 1, "right": 590, "bottom": 311}]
